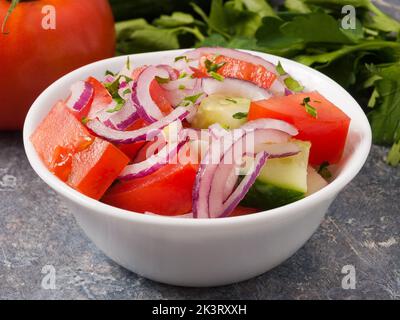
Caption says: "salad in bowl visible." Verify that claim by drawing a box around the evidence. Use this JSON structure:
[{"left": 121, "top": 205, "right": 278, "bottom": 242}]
[{"left": 30, "top": 47, "right": 351, "bottom": 219}]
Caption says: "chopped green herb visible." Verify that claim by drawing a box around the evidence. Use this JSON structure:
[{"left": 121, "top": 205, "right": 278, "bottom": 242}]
[
  {"left": 301, "top": 97, "right": 317, "bottom": 118},
  {"left": 210, "top": 71, "right": 224, "bottom": 81},
  {"left": 183, "top": 92, "right": 203, "bottom": 104},
  {"left": 232, "top": 112, "right": 248, "bottom": 119},
  {"left": 204, "top": 59, "right": 226, "bottom": 73},
  {"left": 122, "top": 88, "right": 132, "bottom": 95},
  {"left": 178, "top": 72, "right": 187, "bottom": 79},
  {"left": 105, "top": 70, "right": 116, "bottom": 76},
  {"left": 284, "top": 77, "right": 304, "bottom": 92},
  {"left": 178, "top": 84, "right": 186, "bottom": 90},
  {"left": 174, "top": 56, "right": 188, "bottom": 62},
  {"left": 225, "top": 98, "right": 237, "bottom": 103},
  {"left": 155, "top": 76, "right": 170, "bottom": 84},
  {"left": 318, "top": 161, "right": 332, "bottom": 179},
  {"left": 81, "top": 117, "right": 90, "bottom": 125},
  {"left": 276, "top": 61, "right": 286, "bottom": 76},
  {"left": 107, "top": 97, "right": 125, "bottom": 113},
  {"left": 126, "top": 56, "right": 131, "bottom": 70}
]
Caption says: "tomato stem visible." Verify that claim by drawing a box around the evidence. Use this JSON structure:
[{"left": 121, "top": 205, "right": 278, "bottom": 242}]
[{"left": 2, "top": 0, "right": 20, "bottom": 34}]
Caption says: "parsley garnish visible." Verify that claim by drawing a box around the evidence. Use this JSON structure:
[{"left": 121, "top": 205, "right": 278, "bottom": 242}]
[
  {"left": 210, "top": 71, "right": 224, "bottom": 81},
  {"left": 301, "top": 97, "right": 317, "bottom": 118},
  {"left": 178, "top": 84, "right": 186, "bottom": 90},
  {"left": 276, "top": 61, "right": 286, "bottom": 76},
  {"left": 183, "top": 93, "right": 203, "bottom": 104},
  {"left": 204, "top": 59, "right": 226, "bottom": 73},
  {"left": 178, "top": 72, "right": 187, "bottom": 79},
  {"left": 318, "top": 161, "right": 332, "bottom": 179},
  {"left": 107, "top": 97, "right": 125, "bottom": 113},
  {"left": 232, "top": 112, "right": 248, "bottom": 119},
  {"left": 126, "top": 57, "right": 131, "bottom": 70},
  {"left": 155, "top": 76, "right": 170, "bottom": 84},
  {"left": 105, "top": 70, "right": 115, "bottom": 76},
  {"left": 174, "top": 56, "right": 188, "bottom": 62},
  {"left": 225, "top": 98, "right": 237, "bottom": 103},
  {"left": 284, "top": 77, "right": 304, "bottom": 92},
  {"left": 122, "top": 88, "right": 131, "bottom": 95},
  {"left": 81, "top": 117, "right": 90, "bottom": 125}
]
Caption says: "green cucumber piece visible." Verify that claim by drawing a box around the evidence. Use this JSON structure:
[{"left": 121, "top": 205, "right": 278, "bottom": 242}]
[
  {"left": 241, "top": 140, "right": 311, "bottom": 210},
  {"left": 191, "top": 94, "right": 250, "bottom": 129}
]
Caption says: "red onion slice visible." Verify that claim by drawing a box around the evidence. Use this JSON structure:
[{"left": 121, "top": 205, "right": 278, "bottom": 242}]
[
  {"left": 132, "top": 66, "right": 169, "bottom": 123},
  {"left": 66, "top": 81, "right": 94, "bottom": 112},
  {"left": 202, "top": 77, "right": 272, "bottom": 101},
  {"left": 183, "top": 47, "right": 278, "bottom": 74},
  {"left": 157, "top": 64, "right": 179, "bottom": 80},
  {"left": 192, "top": 119, "right": 299, "bottom": 218},
  {"left": 218, "top": 151, "right": 268, "bottom": 217},
  {"left": 86, "top": 106, "right": 190, "bottom": 144},
  {"left": 242, "top": 119, "right": 298, "bottom": 137},
  {"left": 119, "top": 140, "right": 184, "bottom": 180}
]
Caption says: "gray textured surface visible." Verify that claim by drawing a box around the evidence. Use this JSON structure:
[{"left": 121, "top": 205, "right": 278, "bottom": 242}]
[{"left": 0, "top": 132, "right": 399, "bottom": 300}]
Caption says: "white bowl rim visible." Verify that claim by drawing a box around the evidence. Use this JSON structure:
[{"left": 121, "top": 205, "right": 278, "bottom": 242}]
[{"left": 23, "top": 49, "right": 372, "bottom": 228}]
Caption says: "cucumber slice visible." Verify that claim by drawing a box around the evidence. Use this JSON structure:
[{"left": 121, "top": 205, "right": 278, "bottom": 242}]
[
  {"left": 241, "top": 140, "right": 311, "bottom": 210},
  {"left": 191, "top": 94, "right": 250, "bottom": 129},
  {"left": 305, "top": 166, "right": 328, "bottom": 196}
]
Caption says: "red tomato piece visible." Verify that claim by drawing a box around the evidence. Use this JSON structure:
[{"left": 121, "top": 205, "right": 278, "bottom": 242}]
[
  {"left": 150, "top": 80, "right": 174, "bottom": 114},
  {"left": 68, "top": 138, "right": 129, "bottom": 200},
  {"left": 31, "top": 101, "right": 129, "bottom": 199},
  {"left": 30, "top": 101, "right": 94, "bottom": 168},
  {"left": 102, "top": 162, "right": 199, "bottom": 215},
  {"left": 116, "top": 119, "right": 149, "bottom": 159},
  {"left": 86, "top": 76, "right": 113, "bottom": 118},
  {"left": 248, "top": 92, "right": 351, "bottom": 165},
  {"left": 199, "top": 55, "right": 277, "bottom": 89},
  {"left": 229, "top": 206, "right": 259, "bottom": 217}
]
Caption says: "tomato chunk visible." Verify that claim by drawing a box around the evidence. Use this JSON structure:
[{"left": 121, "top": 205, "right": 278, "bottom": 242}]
[
  {"left": 86, "top": 76, "right": 113, "bottom": 118},
  {"left": 31, "top": 101, "right": 129, "bottom": 199},
  {"left": 248, "top": 92, "right": 351, "bottom": 164},
  {"left": 229, "top": 206, "right": 259, "bottom": 217},
  {"left": 150, "top": 80, "right": 174, "bottom": 114},
  {"left": 68, "top": 138, "right": 129, "bottom": 199},
  {"left": 116, "top": 119, "right": 149, "bottom": 159},
  {"left": 102, "top": 162, "right": 199, "bottom": 215},
  {"left": 199, "top": 54, "right": 277, "bottom": 89},
  {"left": 31, "top": 101, "right": 94, "bottom": 168}
]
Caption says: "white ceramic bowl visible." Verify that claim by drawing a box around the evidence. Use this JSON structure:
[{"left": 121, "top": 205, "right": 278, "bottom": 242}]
[{"left": 23, "top": 49, "right": 371, "bottom": 287}]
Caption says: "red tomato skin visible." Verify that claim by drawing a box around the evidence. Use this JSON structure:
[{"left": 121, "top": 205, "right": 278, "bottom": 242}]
[
  {"left": 149, "top": 80, "right": 174, "bottom": 114},
  {"left": 248, "top": 92, "right": 351, "bottom": 165},
  {"left": 102, "top": 163, "right": 199, "bottom": 216},
  {"left": 199, "top": 55, "right": 277, "bottom": 89},
  {"left": 31, "top": 101, "right": 129, "bottom": 199},
  {"left": 86, "top": 77, "right": 113, "bottom": 118},
  {"left": 69, "top": 138, "right": 129, "bottom": 200},
  {"left": 0, "top": 0, "right": 115, "bottom": 130},
  {"left": 30, "top": 101, "right": 93, "bottom": 168},
  {"left": 116, "top": 119, "right": 148, "bottom": 159}
]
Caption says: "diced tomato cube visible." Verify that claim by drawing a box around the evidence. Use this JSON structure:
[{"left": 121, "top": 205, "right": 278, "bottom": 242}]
[
  {"left": 248, "top": 91, "right": 351, "bottom": 164},
  {"left": 68, "top": 138, "right": 129, "bottom": 199},
  {"left": 31, "top": 101, "right": 129, "bottom": 199},
  {"left": 199, "top": 54, "right": 277, "bottom": 89},
  {"left": 30, "top": 101, "right": 94, "bottom": 168},
  {"left": 102, "top": 162, "right": 199, "bottom": 215},
  {"left": 86, "top": 76, "right": 113, "bottom": 118}
]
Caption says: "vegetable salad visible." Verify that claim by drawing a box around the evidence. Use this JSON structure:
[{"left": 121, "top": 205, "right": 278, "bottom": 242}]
[{"left": 31, "top": 47, "right": 351, "bottom": 218}]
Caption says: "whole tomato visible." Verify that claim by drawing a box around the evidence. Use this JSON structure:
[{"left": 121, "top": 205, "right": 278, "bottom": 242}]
[{"left": 0, "top": 0, "right": 115, "bottom": 130}]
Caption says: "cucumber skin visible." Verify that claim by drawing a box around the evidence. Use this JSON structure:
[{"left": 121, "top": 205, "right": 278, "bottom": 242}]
[{"left": 241, "top": 180, "right": 305, "bottom": 210}]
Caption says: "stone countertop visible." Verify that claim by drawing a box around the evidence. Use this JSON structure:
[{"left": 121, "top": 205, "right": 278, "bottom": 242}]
[{"left": 0, "top": 132, "right": 399, "bottom": 300}]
